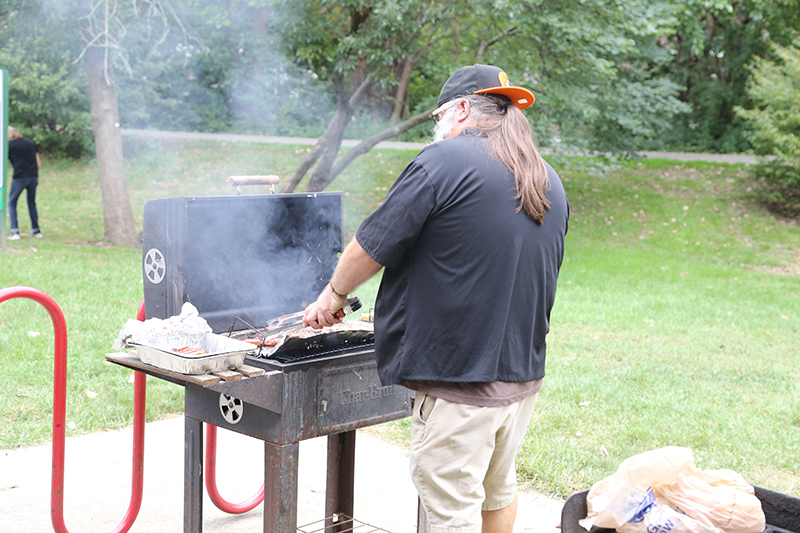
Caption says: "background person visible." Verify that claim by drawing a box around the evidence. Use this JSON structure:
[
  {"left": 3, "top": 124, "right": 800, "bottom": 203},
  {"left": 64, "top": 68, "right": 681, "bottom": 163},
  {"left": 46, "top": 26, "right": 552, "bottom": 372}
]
[
  {"left": 303, "top": 64, "right": 569, "bottom": 533},
  {"left": 7, "top": 126, "right": 42, "bottom": 239}
]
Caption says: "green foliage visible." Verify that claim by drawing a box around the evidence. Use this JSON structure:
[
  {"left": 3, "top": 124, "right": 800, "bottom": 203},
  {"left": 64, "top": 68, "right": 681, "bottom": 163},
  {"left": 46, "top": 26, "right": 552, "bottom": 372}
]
[
  {"left": 652, "top": 0, "right": 800, "bottom": 153},
  {"left": 0, "top": 3, "right": 93, "bottom": 157},
  {"left": 398, "top": 0, "right": 693, "bottom": 153},
  {"left": 737, "top": 36, "right": 800, "bottom": 217},
  {"left": 271, "top": 0, "right": 434, "bottom": 82},
  {"left": 750, "top": 161, "right": 800, "bottom": 217},
  {"left": 114, "top": 32, "right": 232, "bottom": 133},
  {"left": 5, "top": 0, "right": 800, "bottom": 161}
]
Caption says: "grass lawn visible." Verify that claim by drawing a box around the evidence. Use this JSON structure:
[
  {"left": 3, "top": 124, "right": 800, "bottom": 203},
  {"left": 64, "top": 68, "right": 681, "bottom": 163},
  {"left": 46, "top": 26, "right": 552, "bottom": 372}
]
[{"left": 1, "top": 137, "right": 798, "bottom": 500}]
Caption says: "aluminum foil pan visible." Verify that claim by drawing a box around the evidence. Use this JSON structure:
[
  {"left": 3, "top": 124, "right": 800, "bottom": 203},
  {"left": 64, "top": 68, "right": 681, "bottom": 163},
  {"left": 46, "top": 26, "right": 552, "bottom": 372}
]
[{"left": 132, "top": 332, "right": 254, "bottom": 375}]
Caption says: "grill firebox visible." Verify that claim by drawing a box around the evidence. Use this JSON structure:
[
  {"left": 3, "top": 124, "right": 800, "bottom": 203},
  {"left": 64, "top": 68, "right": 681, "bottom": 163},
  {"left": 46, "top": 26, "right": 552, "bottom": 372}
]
[{"left": 142, "top": 193, "right": 344, "bottom": 333}]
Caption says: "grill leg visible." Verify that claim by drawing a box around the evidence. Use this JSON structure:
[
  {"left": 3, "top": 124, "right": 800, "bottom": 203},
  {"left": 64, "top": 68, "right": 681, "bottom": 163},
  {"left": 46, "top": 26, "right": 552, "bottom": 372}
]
[
  {"left": 184, "top": 416, "right": 204, "bottom": 533},
  {"left": 325, "top": 430, "right": 356, "bottom": 529},
  {"left": 264, "top": 441, "right": 299, "bottom": 533}
]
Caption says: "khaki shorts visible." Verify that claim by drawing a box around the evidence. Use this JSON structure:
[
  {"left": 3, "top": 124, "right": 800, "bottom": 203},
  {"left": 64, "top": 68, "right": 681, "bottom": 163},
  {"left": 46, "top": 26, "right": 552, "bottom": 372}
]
[{"left": 409, "top": 391, "right": 538, "bottom": 533}]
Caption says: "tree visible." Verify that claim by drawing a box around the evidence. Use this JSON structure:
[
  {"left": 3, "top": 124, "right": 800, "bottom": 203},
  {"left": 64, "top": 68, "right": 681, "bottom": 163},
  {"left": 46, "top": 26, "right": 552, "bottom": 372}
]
[
  {"left": 3, "top": 0, "right": 717, "bottom": 204},
  {"left": 465, "top": 0, "right": 691, "bottom": 154},
  {"left": 269, "top": 0, "right": 455, "bottom": 193},
  {"left": 654, "top": 0, "right": 800, "bottom": 153},
  {"left": 268, "top": 0, "right": 697, "bottom": 193},
  {"left": 85, "top": 43, "right": 138, "bottom": 246},
  {"left": 0, "top": 1, "right": 92, "bottom": 157},
  {"left": 74, "top": 0, "right": 203, "bottom": 246},
  {"left": 736, "top": 35, "right": 800, "bottom": 216}
]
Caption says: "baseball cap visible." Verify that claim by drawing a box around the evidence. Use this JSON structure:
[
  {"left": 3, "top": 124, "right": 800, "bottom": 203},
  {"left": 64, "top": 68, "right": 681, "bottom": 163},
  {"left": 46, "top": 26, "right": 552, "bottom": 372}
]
[{"left": 436, "top": 64, "right": 535, "bottom": 110}]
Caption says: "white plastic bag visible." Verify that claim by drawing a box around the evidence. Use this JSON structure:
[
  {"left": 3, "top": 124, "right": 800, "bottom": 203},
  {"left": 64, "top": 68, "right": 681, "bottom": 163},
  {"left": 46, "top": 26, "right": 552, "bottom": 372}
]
[
  {"left": 583, "top": 447, "right": 765, "bottom": 533},
  {"left": 589, "top": 484, "right": 720, "bottom": 533},
  {"left": 618, "top": 500, "right": 720, "bottom": 533},
  {"left": 585, "top": 446, "right": 696, "bottom": 528},
  {"left": 659, "top": 468, "right": 765, "bottom": 533}
]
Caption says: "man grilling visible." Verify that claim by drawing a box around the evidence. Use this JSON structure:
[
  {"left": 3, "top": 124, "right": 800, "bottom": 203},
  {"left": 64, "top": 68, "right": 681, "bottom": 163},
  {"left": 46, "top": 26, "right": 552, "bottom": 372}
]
[{"left": 304, "top": 64, "right": 569, "bottom": 533}]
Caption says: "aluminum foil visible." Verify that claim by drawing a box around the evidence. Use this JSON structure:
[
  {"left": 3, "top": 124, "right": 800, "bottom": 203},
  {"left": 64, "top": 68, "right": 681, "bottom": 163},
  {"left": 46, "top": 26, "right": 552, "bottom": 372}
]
[
  {"left": 132, "top": 332, "right": 253, "bottom": 375},
  {"left": 113, "top": 302, "right": 212, "bottom": 351}
]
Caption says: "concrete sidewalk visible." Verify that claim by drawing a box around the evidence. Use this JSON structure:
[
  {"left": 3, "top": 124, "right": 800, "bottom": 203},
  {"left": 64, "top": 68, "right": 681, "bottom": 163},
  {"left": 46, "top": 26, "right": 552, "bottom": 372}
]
[{"left": 0, "top": 417, "right": 564, "bottom": 533}]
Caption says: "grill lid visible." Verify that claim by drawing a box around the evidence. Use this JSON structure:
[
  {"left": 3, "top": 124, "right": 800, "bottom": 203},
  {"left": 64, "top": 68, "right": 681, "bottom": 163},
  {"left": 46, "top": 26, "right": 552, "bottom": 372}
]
[{"left": 142, "top": 193, "right": 344, "bottom": 333}]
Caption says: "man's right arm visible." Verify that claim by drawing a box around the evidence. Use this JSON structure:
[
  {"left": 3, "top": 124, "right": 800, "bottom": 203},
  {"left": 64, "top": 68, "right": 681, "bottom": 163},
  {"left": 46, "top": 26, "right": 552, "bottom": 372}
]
[{"left": 303, "top": 237, "right": 383, "bottom": 329}]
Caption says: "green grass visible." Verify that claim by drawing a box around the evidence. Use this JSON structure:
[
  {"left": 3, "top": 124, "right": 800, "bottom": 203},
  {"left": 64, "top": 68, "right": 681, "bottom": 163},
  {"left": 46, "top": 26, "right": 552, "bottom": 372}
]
[
  {"left": 1, "top": 139, "right": 798, "bottom": 501},
  {"left": 524, "top": 161, "right": 800, "bottom": 498}
]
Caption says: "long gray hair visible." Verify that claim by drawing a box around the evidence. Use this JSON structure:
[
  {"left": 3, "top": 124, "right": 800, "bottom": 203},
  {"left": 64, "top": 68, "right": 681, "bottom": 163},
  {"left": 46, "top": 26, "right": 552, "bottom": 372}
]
[{"left": 464, "top": 94, "right": 551, "bottom": 224}]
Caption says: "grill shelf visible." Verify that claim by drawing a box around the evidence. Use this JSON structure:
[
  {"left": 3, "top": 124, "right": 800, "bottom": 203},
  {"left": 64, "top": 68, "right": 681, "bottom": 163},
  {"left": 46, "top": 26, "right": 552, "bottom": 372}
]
[{"left": 298, "top": 515, "right": 393, "bottom": 533}]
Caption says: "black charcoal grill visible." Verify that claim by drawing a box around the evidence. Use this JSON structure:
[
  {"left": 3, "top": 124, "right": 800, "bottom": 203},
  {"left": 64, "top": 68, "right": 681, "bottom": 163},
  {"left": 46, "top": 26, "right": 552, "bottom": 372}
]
[{"left": 131, "top": 194, "right": 415, "bottom": 533}]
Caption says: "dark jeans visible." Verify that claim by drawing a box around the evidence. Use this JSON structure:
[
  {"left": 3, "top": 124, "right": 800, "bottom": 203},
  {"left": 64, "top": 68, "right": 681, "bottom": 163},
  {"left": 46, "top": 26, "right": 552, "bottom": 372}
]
[{"left": 8, "top": 177, "right": 39, "bottom": 233}]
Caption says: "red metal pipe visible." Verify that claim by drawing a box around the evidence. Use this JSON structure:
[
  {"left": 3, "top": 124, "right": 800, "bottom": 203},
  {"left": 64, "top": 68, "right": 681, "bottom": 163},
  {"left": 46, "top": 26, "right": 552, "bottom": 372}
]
[
  {"left": 0, "top": 287, "right": 147, "bottom": 533},
  {"left": 205, "top": 423, "right": 265, "bottom": 513},
  {"left": 117, "top": 301, "right": 149, "bottom": 530}
]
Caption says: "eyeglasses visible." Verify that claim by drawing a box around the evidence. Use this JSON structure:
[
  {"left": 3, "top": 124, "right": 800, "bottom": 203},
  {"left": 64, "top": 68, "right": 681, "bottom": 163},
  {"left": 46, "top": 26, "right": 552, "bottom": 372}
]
[{"left": 431, "top": 99, "right": 459, "bottom": 124}]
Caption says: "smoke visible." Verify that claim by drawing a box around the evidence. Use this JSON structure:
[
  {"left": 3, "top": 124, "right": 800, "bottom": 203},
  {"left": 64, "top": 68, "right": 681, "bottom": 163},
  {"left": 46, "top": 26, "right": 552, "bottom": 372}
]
[
  {"left": 154, "top": 194, "right": 343, "bottom": 333},
  {"left": 6, "top": 1, "right": 325, "bottom": 137},
  {"left": 227, "top": 62, "right": 334, "bottom": 137}
]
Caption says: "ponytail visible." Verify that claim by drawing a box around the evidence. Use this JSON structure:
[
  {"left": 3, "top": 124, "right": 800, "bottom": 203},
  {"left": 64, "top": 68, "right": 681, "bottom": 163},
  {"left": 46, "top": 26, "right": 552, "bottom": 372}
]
[{"left": 463, "top": 95, "right": 550, "bottom": 223}]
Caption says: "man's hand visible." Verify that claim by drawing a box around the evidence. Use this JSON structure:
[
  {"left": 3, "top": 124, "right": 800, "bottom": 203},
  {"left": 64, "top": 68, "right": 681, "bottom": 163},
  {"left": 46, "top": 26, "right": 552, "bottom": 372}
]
[
  {"left": 302, "top": 238, "right": 383, "bottom": 330},
  {"left": 303, "top": 283, "right": 347, "bottom": 329}
]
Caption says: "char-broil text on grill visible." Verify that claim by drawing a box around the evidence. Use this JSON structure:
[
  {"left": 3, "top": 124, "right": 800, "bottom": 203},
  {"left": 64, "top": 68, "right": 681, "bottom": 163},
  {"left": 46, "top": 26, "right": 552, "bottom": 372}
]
[{"left": 340, "top": 384, "right": 396, "bottom": 405}]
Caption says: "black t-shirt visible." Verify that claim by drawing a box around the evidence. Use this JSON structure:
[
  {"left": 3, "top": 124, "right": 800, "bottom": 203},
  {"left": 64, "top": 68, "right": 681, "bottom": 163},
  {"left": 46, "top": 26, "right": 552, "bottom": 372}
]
[
  {"left": 8, "top": 137, "right": 39, "bottom": 180},
  {"left": 356, "top": 131, "right": 569, "bottom": 386}
]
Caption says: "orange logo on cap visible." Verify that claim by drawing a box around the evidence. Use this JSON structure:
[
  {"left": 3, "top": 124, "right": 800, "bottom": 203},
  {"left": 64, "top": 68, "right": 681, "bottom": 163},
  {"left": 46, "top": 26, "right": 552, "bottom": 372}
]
[{"left": 498, "top": 71, "right": 510, "bottom": 87}]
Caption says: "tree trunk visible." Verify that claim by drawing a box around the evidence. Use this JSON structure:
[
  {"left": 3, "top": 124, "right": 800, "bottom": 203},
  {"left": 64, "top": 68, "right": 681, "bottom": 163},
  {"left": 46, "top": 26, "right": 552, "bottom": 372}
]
[
  {"left": 390, "top": 57, "right": 414, "bottom": 123},
  {"left": 86, "top": 46, "right": 138, "bottom": 246},
  {"left": 280, "top": 108, "right": 351, "bottom": 193},
  {"left": 305, "top": 109, "right": 352, "bottom": 192},
  {"left": 281, "top": 143, "right": 325, "bottom": 193},
  {"left": 320, "top": 110, "right": 431, "bottom": 190},
  {"left": 286, "top": 76, "right": 374, "bottom": 193}
]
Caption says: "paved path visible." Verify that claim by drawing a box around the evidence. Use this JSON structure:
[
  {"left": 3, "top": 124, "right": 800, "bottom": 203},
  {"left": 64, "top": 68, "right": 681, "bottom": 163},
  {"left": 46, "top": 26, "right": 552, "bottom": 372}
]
[
  {"left": 121, "top": 129, "right": 759, "bottom": 164},
  {"left": 0, "top": 417, "right": 564, "bottom": 533},
  {"left": 121, "top": 128, "right": 429, "bottom": 152}
]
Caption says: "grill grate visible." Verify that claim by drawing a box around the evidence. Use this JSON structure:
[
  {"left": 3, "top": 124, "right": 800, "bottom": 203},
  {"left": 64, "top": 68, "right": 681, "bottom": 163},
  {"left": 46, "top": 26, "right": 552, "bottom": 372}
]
[
  {"left": 297, "top": 515, "right": 393, "bottom": 533},
  {"left": 236, "top": 329, "right": 375, "bottom": 364},
  {"left": 266, "top": 341, "right": 375, "bottom": 364}
]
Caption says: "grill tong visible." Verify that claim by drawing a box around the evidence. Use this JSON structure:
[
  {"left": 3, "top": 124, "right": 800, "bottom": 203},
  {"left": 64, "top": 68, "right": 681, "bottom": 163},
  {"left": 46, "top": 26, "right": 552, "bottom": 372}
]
[{"left": 262, "top": 296, "right": 362, "bottom": 337}]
